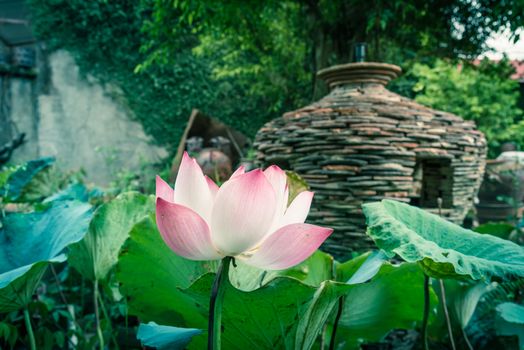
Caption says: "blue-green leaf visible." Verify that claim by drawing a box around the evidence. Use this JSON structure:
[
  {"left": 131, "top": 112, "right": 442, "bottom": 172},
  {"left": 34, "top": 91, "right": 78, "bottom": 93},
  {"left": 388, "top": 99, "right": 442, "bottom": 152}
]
[
  {"left": 69, "top": 192, "right": 154, "bottom": 281},
  {"left": 43, "top": 182, "right": 89, "bottom": 203},
  {"left": 495, "top": 302, "right": 524, "bottom": 348},
  {"left": 337, "top": 263, "right": 438, "bottom": 349},
  {"left": 346, "top": 250, "right": 388, "bottom": 285},
  {"left": 1, "top": 157, "right": 55, "bottom": 200},
  {"left": 474, "top": 222, "right": 515, "bottom": 240},
  {"left": 137, "top": 322, "right": 202, "bottom": 349},
  {"left": 363, "top": 200, "right": 524, "bottom": 280},
  {"left": 0, "top": 200, "right": 92, "bottom": 312}
]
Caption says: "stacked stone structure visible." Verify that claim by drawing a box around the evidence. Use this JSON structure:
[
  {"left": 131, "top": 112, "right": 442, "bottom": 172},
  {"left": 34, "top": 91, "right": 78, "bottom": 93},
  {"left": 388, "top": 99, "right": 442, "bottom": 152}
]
[{"left": 254, "top": 62, "right": 487, "bottom": 258}]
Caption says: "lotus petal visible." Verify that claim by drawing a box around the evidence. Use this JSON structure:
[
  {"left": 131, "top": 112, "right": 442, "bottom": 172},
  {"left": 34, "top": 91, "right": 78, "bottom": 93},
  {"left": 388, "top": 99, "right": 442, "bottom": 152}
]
[
  {"left": 174, "top": 152, "right": 214, "bottom": 221},
  {"left": 156, "top": 176, "right": 174, "bottom": 202},
  {"left": 241, "top": 223, "right": 332, "bottom": 270},
  {"left": 230, "top": 165, "right": 245, "bottom": 179},
  {"left": 280, "top": 191, "right": 314, "bottom": 227},
  {"left": 157, "top": 198, "right": 221, "bottom": 260},
  {"left": 264, "top": 165, "right": 288, "bottom": 214},
  {"left": 211, "top": 170, "right": 277, "bottom": 255},
  {"left": 205, "top": 176, "right": 219, "bottom": 198}
]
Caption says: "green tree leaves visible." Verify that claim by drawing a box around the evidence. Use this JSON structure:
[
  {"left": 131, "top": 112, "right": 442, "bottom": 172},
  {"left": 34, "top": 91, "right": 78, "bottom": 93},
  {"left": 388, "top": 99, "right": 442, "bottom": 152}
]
[
  {"left": 405, "top": 59, "right": 523, "bottom": 155},
  {"left": 28, "top": 0, "right": 524, "bottom": 156}
]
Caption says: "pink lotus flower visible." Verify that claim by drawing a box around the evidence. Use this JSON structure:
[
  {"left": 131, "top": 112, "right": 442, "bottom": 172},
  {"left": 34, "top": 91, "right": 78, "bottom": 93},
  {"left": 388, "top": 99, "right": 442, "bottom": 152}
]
[{"left": 155, "top": 152, "right": 333, "bottom": 270}]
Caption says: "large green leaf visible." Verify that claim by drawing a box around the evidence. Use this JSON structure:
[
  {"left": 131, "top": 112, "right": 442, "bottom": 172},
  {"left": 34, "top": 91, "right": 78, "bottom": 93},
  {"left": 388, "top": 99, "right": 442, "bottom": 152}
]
[
  {"left": 294, "top": 280, "right": 351, "bottom": 350},
  {"left": 335, "top": 261, "right": 438, "bottom": 349},
  {"left": 427, "top": 280, "right": 495, "bottom": 342},
  {"left": 0, "top": 258, "right": 62, "bottom": 313},
  {"left": 362, "top": 200, "right": 524, "bottom": 280},
  {"left": 344, "top": 250, "right": 388, "bottom": 285},
  {"left": 474, "top": 222, "right": 515, "bottom": 240},
  {"left": 117, "top": 213, "right": 436, "bottom": 350},
  {"left": 193, "top": 252, "right": 431, "bottom": 349},
  {"left": 116, "top": 215, "right": 218, "bottom": 327},
  {"left": 69, "top": 192, "right": 154, "bottom": 281},
  {"left": 440, "top": 280, "right": 494, "bottom": 329},
  {"left": 229, "top": 250, "right": 334, "bottom": 291},
  {"left": 0, "top": 200, "right": 92, "bottom": 312},
  {"left": 495, "top": 302, "right": 524, "bottom": 348},
  {"left": 137, "top": 322, "right": 202, "bottom": 349},
  {"left": 180, "top": 273, "right": 351, "bottom": 350},
  {"left": 117, "top": 215, "right": 352, "bottom": 350},
  {"left": 1, "top": 157, "right": 55, "bottom": 200},
  {"left": 43, "top": 182, "right": 89, "bottom": 203}
]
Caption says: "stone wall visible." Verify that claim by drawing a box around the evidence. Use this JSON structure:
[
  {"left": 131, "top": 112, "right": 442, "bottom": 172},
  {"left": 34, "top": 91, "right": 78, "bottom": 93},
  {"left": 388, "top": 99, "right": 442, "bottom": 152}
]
[
  {"left": 255, "top": 64, "right": 487, "bottom": 258},
  {"left": 1, "top": 49, "right": 167, "bottom": 185}
]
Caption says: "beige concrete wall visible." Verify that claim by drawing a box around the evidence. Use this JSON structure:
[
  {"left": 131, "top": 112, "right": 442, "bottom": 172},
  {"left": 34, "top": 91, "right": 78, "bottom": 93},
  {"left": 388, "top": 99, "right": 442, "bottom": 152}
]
[
  {"left": 9, "top": 50, "right": 167, "bottom": 185},
  {"left": 8, "top": 78, "right": 38, "bottom": 160}
]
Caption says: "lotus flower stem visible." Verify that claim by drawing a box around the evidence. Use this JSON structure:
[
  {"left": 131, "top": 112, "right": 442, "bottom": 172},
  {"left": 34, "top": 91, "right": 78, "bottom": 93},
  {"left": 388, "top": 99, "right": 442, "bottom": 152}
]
[
  {"left": 50, "top": 265, "right": 69, "bottom": 306},
  {"left": 438, "top": 279, "right": 457, "bottom": 350},
  {"left": 51, "top": 265, "right": 84, "bottom": 347},
  {"left": 23, "top": 308, "right": 36, "bottom": 350},
  {"left": 93, "top": 280, "right": 104, "bottom": 350},
  {"left": 436, "top": 199, "right": 457, "bottom": 350},
  {"left": 421, "top": 274, "right": 430, "bottom": 350},
  {"left": 329, "top": 296, "right": 345, "bottom": 350},
  {"left": 461, "top": 327, "right": 474, "bottom": 350},
  {"left": 208, "top": 256, "right": 233, "bottom": 350},
  {"left": 97, "top": 289, "right": 120, "bottom": 349},
  {"left": 81, "top": 277, "right": 86, "bottom": 314},
  {"left": 320, "top": 324, "right": 327, "bottom": 349}
]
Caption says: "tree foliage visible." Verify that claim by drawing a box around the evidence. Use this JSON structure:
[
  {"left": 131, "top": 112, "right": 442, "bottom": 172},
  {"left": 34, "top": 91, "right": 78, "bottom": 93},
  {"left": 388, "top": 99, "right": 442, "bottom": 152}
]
[
  {"left": 28, "top": 0, "right": 283, "bottom": 152},
  {"left": 144, "top": 0, "right": 524, "bottom": 98},
  {"left": 28, "top": 0, "right": 524, "bottom": 155},
  {"left": 396, "top": 59, "right": 523, "bottom": 156}
]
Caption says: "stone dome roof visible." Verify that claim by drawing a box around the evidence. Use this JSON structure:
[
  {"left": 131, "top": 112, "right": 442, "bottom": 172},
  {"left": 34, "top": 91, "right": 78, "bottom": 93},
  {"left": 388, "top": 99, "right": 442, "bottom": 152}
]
[{"left": 254, "top": 62, "right": 487, "bottom": 258}]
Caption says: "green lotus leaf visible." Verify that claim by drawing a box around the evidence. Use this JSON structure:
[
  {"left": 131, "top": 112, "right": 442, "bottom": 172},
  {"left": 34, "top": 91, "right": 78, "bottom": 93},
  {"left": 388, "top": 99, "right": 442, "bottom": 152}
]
[
  {"left": 285, "top": 171, "right": 309, "bottom": 204},
  {"left": 495, "top": 302, "right": 524, "bottom": 348},
  {"left": 179, "top": 273, "right": 351, "bottom": 349},
  {"left": 116, "top": 215, "right": 218, "bottom": 328},
  {"left": 1, "top": 157, "right": 55, "bottom": 201},
  {"left": 137, "top": 322, "right": 202, "bottom": 349},
  {"left": 335, "top": 260, "right": 437, "bottom": 349},
  {"left": 0, "top": 200, "right": 92, "bottom": 312},
  {"left": 229, "top": 250, "right": 334, "bottom": 291},
  {"left": 117, "top": 213, "right": 436, "bottom": 350},
  {"left": 345, "top": 250, "right": 388, "bottom": 285},
  {"left": 69, "top": 192, "right": 154, "bottom": 281},
  {"left": 116, "top": 214, "right": 352, "bottom": 350},
  {"left": 474, "top": 222, "right": 515, "bottom": 240},
  {"left": 362, "top": 200, "right": 524, "bottom": 280},
  {"left": 43, "top": 182, "right": 89, "bottom": 203},
  {"left": 437, "top": 280, "right": 495, "bottom": 329}
]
